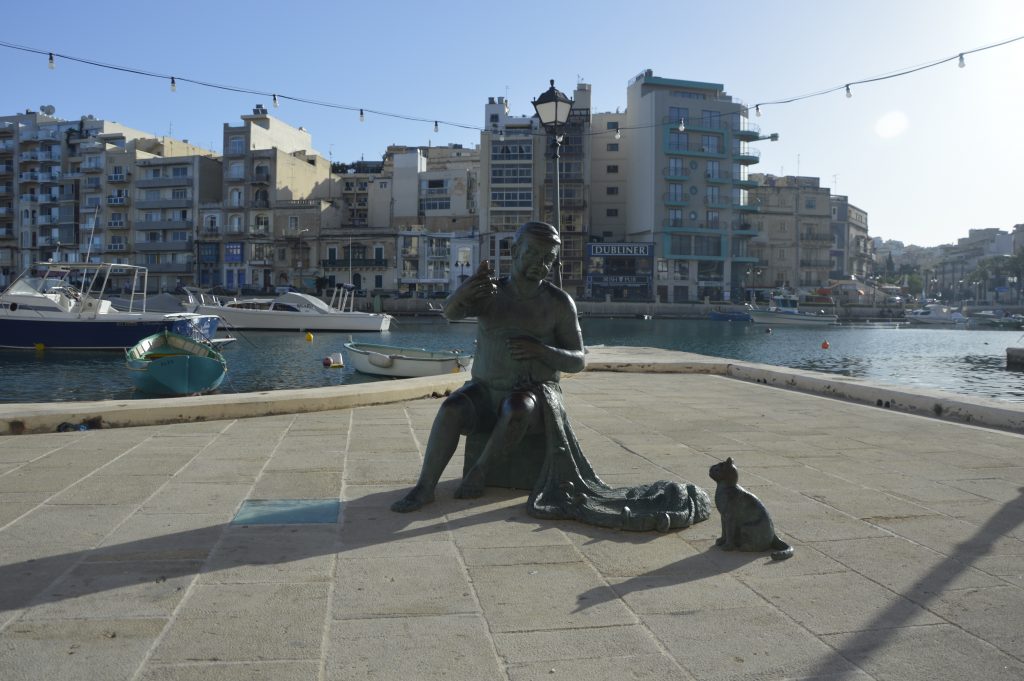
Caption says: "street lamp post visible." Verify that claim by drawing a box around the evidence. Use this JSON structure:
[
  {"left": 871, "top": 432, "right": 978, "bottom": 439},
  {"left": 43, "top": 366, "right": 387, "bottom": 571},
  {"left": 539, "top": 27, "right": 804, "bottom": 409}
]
[
  {"left": 533, "top": 79, "right": 574, "bottom": 289},
  {"left": 744, "top": 267, "right": 762, "bottom": 304}
]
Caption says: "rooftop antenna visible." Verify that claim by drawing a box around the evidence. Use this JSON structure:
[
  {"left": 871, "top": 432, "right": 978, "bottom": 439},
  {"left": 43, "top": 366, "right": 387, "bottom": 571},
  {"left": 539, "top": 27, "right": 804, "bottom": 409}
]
[
  {"left": 796, "top": 153, "right": 800, "bottom": 177},
  {"left": 832, "top": 174, "right": 839, "bottom": 191}
]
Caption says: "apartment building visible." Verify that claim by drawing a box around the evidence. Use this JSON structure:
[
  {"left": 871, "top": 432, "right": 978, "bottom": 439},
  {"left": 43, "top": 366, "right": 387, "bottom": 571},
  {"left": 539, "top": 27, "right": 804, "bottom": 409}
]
[
  {"left": 747, "top": 174, "right": 833, "bottom": 295},
  {"left": 830, "top": 195, "right": 872, "bottom": 280},
  {"left": 477, "top": 84, "right": 591, "bottom": 297},
  {"left": 203, "top": 105, "right": 332, "bottom": 291},
  {"left": 623, "top": 70, "right": 765, "bottom": 303},
  {"left": 0, "top": 110, "right": 213, "bottom": 290}
]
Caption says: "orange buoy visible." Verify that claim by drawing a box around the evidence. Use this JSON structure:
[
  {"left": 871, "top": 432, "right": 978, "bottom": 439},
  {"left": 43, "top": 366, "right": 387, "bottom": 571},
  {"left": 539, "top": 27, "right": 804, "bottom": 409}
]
[{"left": 821, "top": 340, "right": 830, "bottom": 349}]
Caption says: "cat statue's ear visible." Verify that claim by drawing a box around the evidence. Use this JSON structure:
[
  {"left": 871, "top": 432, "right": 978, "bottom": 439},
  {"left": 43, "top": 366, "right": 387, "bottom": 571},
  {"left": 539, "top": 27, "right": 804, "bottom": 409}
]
[{"left": 725, "top": 456, "right": 733, "bottom": 465}]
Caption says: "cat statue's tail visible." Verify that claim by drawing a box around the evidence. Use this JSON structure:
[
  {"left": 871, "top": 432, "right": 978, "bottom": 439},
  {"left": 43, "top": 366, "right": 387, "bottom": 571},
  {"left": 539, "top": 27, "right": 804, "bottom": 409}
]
[{"left": 770, "top": 536, "right": 794, "bottom": 561}]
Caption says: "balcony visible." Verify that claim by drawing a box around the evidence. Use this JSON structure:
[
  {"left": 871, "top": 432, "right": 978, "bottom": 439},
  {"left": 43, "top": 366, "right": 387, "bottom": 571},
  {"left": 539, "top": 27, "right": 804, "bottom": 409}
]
[
  {"left": 19, "top": 194, "right": 38, "bottom": 202},
  {"left": 733, "top": 123, "right": 762, "bottom": 140},
  {"left": 662, "top": 193, "right": 688, "bottom": 206},
  {"left": 37, "top": 215, "right": 56, "bottom": 225},
  {"left": 39, "top": 194, "right": 61, "bottom": 205},
  {"left": 107, "top": 195, "right": 129, "bottom": 206},
  {"left": 322, "top": 258, "right": 390, "bottom": 269},
  {"left": 732, "top": 202, "right": 760, "bottom": 212},
  {"left": 107, "top": 220, "right": 126, "bottom": 228},
  {"left": 0, "top": 228, "right": 13, "bottom": 240},
  {"left": 136, "top": 240, "right": 194, "bottom": 253},
  {"left": 105, "top": 243, "right": 127, "bottom": 252},
  {"left": 800, "top": 233, "right": 834, "bottom": 245},
  {"left": 135, "top": 220, "right": 194, "bottom": 230},
  {"left": 250, "top": 170, "right": 271, "bottom": 184},
  {"left": 251, "top": 200, "right": 270, "bottom": 209},
  {"left": 107, "top": 173, "right": 129, "bottom": 183},
  {"left": 135, "top": 199, "right": 191, "bottom": 209},
  {"left": 734, "top": 148, "right": 761, "bottom": 163},
  {"left": 145, "top": 261, "right": 195, "bottom": 273},
  {"left": 733, "top": 177, "right": 757, "bottom": 188},
  {"left": 19, "top": 172, "right": 41, "bottom": 182},
  {"left": 135, "top": 176, "right": 191, "bottom": 188}
]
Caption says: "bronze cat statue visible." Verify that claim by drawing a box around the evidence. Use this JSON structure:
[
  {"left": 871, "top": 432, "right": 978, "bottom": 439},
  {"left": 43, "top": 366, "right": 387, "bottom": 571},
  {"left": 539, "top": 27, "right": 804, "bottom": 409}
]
[{"left": 708, "top": 457, "right": 793, "bottom": 560}]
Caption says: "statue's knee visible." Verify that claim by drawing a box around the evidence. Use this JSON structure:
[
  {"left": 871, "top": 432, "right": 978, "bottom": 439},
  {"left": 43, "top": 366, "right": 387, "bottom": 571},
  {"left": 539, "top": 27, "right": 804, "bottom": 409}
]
[{"left": 501, "top": 392, "right": 536, "bottom": 422}]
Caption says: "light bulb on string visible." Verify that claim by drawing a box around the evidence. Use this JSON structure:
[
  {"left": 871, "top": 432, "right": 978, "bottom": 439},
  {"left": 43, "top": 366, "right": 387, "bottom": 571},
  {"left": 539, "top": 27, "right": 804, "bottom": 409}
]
[
  {"left": 958, "top": 53, "right": 965, "bottom": 68},
  {"left": 272, "top": 94, "right": 279, "bottom": 108},
  {"left": 48, "top": 52, "right": 55, "bottom": 70},
  {"left": 755, "top": 105, "right": 761, "bottom": 117},
  {"left": 359, "top": 109, "right": 364, "bottom": 122},
  {"left": 433, "top": 121, "right": 439, "bottom": 133},
  {"left": 170, "top": 77, "right": 177, "bottom": 93},
  {"left": 614, "top": 129, "right": 621, "bottom": 140},
  {"left": 845, "top": 84, "right": 852, "bottom": 98},
  {"left": 498, "top": 129, "right": 505, "bottom": 142},
  {"left": 678, "top": 119, "right": 685, "bottom": 132}
]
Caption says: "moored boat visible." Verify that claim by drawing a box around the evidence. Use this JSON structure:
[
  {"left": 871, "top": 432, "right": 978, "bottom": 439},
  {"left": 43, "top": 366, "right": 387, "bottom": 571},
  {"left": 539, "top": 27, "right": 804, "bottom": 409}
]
[
  {"left": 343, "top": 340, "right": 471, "bottom": 378},
  {"left": 0, "top": 262, "right": 220, "bottom": 350},
  {"left": 904, "top": 304, "right": 972, "bottom": 326},
  {"left": 125, "top": 330, "right": 227, "bottom": 396},
  {"left": 746, "top": 293, "right": 838, "bottom": 326},
  {"left": 708, "top": 307, "right": 752, "bottom": 322},
  {"left": 186, "top": 287, "right": 391, "bottom": 332}
]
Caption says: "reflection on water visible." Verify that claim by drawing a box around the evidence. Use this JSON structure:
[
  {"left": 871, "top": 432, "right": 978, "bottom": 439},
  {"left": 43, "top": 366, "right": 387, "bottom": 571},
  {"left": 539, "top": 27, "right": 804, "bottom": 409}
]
[{"left": 1, "top": 317, "right": 1022, "bottom": 404}]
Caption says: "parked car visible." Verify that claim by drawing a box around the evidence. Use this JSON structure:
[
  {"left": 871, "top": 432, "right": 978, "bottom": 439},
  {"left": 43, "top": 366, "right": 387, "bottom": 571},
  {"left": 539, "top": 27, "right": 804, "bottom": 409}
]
[{"left": 428, "top": 291, "right": 450, "bottom": 299}]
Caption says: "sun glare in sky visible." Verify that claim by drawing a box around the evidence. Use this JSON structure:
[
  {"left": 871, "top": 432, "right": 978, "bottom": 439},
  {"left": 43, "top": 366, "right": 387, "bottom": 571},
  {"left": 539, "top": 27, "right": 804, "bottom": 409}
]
[{"left": 874, "top": 111, "right": 910, "bottom": 139}]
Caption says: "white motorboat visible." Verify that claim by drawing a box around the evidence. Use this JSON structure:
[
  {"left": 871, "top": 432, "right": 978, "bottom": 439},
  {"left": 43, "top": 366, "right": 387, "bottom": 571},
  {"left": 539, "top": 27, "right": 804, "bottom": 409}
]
[
  {"left": 0, "top": 262, "right": 220, "bottom": 350},
  {"left": 904, "top": 304, "right": 972, "bottom": 326},
  {"left": 186, "top": 287, "right": 391, "bottom": 332},
  {"left": 343, "top": 340, "right": 471, "bottom": 378},
  {"left": 428, "top": 302, "right": 477, "bottom": 324},
  {"left": 746, "top": 294, "right": 838, "bottom": 326}
]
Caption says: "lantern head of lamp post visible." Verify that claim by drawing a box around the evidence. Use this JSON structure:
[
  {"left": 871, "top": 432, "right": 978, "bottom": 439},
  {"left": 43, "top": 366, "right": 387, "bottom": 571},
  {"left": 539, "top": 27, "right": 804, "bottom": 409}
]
[{"left": 532, "top": 79, "right": 574, "bottom": 135}]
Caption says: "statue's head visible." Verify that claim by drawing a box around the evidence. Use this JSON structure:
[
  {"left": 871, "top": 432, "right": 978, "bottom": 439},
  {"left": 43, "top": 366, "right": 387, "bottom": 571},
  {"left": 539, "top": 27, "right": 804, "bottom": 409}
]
[
  {"left": 511, "top": 222, "right": 560, "bottom": 283},
  {"left": 513, "top": 221, "right": 561, "bottom": 248}
]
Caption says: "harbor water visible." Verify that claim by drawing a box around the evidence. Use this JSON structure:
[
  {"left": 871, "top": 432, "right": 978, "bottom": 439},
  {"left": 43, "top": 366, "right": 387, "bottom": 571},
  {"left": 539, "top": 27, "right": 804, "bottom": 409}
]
[{"left": 0, "top": 318, "right": 1022, "bottom": 404}]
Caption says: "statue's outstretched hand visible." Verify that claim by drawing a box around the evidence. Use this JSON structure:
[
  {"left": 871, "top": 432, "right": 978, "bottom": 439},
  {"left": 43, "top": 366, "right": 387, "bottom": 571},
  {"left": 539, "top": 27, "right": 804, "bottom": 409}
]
[{"left": 451, "top": 260, "right": 497, "bottom": 306}]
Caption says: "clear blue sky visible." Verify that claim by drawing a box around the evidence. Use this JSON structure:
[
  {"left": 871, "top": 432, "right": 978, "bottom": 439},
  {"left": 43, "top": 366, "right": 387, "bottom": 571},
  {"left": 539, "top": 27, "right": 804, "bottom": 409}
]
[{"left": 2, "top": 0, "right": 1021, "bottom": 247}]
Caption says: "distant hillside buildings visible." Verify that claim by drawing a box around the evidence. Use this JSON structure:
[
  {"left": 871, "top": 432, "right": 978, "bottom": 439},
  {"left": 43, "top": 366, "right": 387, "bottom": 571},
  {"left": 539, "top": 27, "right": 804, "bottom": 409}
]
[{"left": 13, "top": 71, "right": 1010, "bottom": 302}]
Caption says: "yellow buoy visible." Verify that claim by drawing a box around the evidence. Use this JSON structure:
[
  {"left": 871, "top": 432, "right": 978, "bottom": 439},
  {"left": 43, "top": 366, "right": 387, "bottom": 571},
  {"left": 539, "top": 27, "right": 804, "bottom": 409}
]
[
  {"left": 305, "top": 331, "right": 314, "bottom": 342},
  {"left": 34, "top": 342, "right": 45, "bottom": 351}
]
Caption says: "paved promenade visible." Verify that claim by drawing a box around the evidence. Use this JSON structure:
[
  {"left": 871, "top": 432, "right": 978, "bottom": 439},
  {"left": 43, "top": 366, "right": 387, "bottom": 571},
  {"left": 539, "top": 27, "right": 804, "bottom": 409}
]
[{"left": 1, "top": 357, "right": 1023, "bottom": 679}]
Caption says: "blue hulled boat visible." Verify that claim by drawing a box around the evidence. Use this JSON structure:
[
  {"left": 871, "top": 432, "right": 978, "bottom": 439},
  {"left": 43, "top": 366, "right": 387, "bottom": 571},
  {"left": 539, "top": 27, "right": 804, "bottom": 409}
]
[
  {"left": 125, "top": 330, "right": 227, "bottom": 396},
  {"left": 0, "top": 262, "right": 219, "bottom": 350}
]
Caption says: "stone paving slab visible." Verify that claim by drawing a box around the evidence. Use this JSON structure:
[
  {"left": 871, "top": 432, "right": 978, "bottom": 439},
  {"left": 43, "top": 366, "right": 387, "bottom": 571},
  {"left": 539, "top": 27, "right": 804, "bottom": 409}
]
[{"left": 0, "top": 370, "right": 1022, "bottom": 680}]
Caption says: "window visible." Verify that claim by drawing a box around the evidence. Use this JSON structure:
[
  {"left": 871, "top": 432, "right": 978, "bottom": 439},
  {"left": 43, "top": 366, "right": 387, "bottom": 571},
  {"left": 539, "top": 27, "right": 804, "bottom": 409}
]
[
  {"left": 224, "top": 242, "right": 243, "bottom": 263},
  {"left": 700, "top": 135, "right": 720, "bottom": 153},
  {"left": 288, "top": 216, "right": 298, "bottom": 229},
  {"left": 606, "top": 208, "right": 618, "bottom": 217},
  {"left": 145, "top": 189, "right": 160, "bottom": 200},
  {"left": 667, "top": 184, "right": 684, "bottom": 202},
  {"left": 229, "top": 161, "right": 243, "bottom": 179},
  {"left": 490, "top": 190, "right": 532, "bottom": 208},
  {"left": 668, "top": 158, "right": 685, "bottom": 177},
  {"left": 147, "top": 168, "right": 161, "bottom": 179},
  {"left": 668, "top": 106, "right": 688, "bottom": 124},
  {"left": 206, "top": 215, "right": 218, "bottom": 228},
  {"left": 254, "top": 214, "right": 269, "bottom": 230},
  {"left": 227, "top": 136, "right": 244, "bottom": 155},
  {"left": 606, "top": 121, "right": 619, "bottom": 130},
  {"left": 706, "top": 160, "right": 720, "bottom": 179},
  {"left": 491, "top": 166, "right": 531, "bottom": 184},
  {"left": 606, "top": 186, "right": 619, "bottom": 196},
  {"left": 606, "top": 165, "right": 619, "bottom": 174},
  {"left": 805, "top": 197, "right": 817, "bottom": 209},
  {"left": 491, "top": 142, "right": 532, "bottom": 161},
  {"left": 705, "top": 187, "right": 720, "bottom": 204},
  {"left": 171, "top": 188, "right": 188, "bottom": 200},
  {"left": 706, "top": 211, "right": 720, "bottom": 228},
  {"left": 667, "top": 208, "right": 683, "bottom": 227},
  {"left": 171, "top": 231, "right": 189, "bottom": 242},
  {"left": 375, "top": 275, "right": 383, "bottom": 288},
  {"left": 171, "top": 166, "right": 189, "bottom": 177},
  {"left": 668, "top": 131, "right": 688, "bottom": 152},
  {"left": 606, "top": 143, "right": 619, "bottom": 152}
]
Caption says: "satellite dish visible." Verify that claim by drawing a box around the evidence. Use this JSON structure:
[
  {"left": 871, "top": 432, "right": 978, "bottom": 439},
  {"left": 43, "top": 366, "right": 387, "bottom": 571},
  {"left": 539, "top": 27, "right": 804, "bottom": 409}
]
[{"left": 40, "top": 104, "right": 55, "bottom": 115}]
